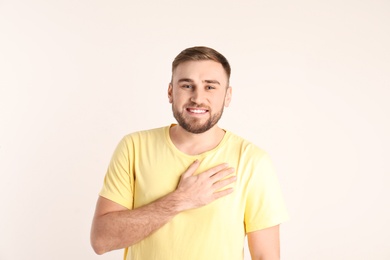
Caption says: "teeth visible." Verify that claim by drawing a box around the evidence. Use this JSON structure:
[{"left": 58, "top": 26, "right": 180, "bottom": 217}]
[{"left": 190, "top": 109, "right": 206, "bottom": 113}]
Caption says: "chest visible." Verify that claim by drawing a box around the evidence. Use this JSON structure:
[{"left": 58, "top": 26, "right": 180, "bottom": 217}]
[{"left": 132, "top": 146, "right": 246, "bottom": 210}]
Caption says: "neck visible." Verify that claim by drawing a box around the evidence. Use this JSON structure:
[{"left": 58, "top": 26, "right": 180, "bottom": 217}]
[{"left": 169, "top": 124, "right": 225, "bottom": 155}]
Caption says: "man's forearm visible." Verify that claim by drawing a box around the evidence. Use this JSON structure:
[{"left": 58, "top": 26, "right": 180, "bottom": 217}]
[{"left": 91, "top": 192, "right": 183, "bottom": 254}]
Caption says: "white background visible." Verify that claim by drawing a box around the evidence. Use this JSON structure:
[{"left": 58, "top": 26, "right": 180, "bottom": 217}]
[{"left": 1, "top": 0, "right": 389, "bottom": 259}]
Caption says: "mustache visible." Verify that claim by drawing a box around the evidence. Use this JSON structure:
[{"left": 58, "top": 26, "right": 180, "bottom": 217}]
[{"left": 185, "top": 102, "right": 210, "bottom": 109}]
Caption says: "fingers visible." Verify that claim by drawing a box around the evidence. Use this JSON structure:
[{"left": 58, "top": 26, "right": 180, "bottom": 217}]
[
  {"left": 212, "top": 175, "right": 236, "bottom": 191},
  {"left": 200, "top": 163, "right": 230, "bottom": 178},
  {"left": 213, "top": 187, "right": 234, "bottom": 200},
  {"left": 182, "top": 161, "right": 229, "bottom": 180},
  {"left": 209, "top": 167, "right": 235, "bottom": 182},
  {"left": 181, "top": 160, "right": 200, "bottom": 179},
  {"left": 181, "top": 161, "right": 236, "bottom": 191},
  {"left": 210, "top": 167, "right": 236, "bottom": 199},
  {"left": 177, "top": 161, "right": 236, "bottom": 210}
]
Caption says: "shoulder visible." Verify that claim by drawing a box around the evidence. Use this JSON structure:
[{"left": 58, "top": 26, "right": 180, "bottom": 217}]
[{"left": 110, "top": 126, "right": 168, "bottom": 154}]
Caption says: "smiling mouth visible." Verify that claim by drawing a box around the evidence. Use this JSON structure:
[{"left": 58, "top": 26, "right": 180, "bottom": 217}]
[{"left": 186, "top": 108, "right": 208, "bottom": 114}]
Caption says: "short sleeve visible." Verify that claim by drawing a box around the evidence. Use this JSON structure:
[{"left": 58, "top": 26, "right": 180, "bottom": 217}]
[
  {"left": 99, "top": 136, "right": 135, "bottom": 210},
  {"left": 244, "top": 153, "right": 289, "bottom": 233}
]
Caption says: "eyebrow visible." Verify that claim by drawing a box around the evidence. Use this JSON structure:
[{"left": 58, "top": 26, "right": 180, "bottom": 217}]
[
  {"left": 177, "top": 78, "right": 194, "bottom": 83},
  {"left": 204, "top": 80, "right": 220, "bottom": 85},
  {"left": 177, "top": 78, "right": 220, "bottom": 85}
]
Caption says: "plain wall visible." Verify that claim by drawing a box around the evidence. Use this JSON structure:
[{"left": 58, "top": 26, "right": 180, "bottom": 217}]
[{"left": 1, "top": 0, "right": 389, "bottom": 259}]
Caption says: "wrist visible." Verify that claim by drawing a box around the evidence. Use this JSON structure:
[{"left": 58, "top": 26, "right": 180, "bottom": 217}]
[{"left": 161, "top": 190, "right": 188, "bottom": 214}]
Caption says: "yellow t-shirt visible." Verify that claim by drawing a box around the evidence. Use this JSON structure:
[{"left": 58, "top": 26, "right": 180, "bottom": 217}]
[{"left": 100, "top": 125, "right": 289, "bottom": 260}]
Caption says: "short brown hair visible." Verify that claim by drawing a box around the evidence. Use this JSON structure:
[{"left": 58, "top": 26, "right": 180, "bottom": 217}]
[{"left": 172, "top": 46, "right": 231, "bottom": 80}]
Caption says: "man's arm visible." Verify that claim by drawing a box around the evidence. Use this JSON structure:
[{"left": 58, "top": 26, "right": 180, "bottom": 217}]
[
  {"left": 247, "top": 225, "right": 280, "bottom": 260},
  {"left": 90, "top": 160, "right": 236, "bottom": 255}
]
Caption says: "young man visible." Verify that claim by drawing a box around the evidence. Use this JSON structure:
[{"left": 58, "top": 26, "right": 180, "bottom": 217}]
[{"left": 91, "top": 46, "right": 289, "bottom": 260}]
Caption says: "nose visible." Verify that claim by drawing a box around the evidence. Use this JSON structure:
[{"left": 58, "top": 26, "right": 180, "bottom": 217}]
[{"left": 190, "top": 88, "right": 205, "bottom": 104}]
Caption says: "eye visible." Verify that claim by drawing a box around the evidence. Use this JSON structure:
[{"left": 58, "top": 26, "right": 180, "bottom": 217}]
[
  {"left": 182, "top": 85, "right": 193, "bottom": 89},
  {"left": 206, "top": 86, "right": 215, "bottom": 90}
]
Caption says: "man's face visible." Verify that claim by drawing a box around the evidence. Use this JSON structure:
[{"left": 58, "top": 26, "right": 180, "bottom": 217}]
[{"left": 168, "top": 60, "right": 232, "bottom": 134}]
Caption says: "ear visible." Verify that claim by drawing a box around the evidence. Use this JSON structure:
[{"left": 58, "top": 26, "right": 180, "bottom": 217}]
[
  {"left": 168, "top": 83, "right": 173, "bottom": 103},
  {"left": 224, "top": 86, "right": 232, "bottom": 107}
]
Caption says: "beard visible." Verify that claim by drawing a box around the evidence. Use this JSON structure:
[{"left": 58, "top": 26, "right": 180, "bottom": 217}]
[{"left": 172, "top": 102, "right": 224, "bottom": 134}]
